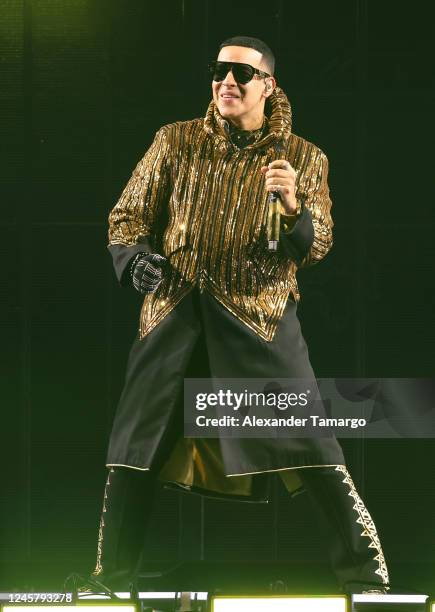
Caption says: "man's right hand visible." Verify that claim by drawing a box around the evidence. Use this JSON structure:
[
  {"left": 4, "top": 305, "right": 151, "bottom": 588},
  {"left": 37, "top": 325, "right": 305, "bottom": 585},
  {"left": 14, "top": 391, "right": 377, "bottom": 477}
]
[{"left": 130, "top": 253, "right": 167, "bottom": 294}]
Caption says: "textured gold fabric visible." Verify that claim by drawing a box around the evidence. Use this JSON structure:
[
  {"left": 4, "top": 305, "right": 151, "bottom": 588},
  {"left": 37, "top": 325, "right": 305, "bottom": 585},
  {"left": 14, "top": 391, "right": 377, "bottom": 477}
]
[
  {"left": 158, "top": 435, "right": 305, "bottom": 499},
  {"left": 107, "top": 86, "right": 333, "bottom": 342}
]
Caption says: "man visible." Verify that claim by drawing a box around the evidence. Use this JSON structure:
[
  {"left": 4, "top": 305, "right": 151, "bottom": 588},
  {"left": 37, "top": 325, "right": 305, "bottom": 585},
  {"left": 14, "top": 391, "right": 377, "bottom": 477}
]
[{"left": 85, "top": 36, "right": 390, "bottom": 595}]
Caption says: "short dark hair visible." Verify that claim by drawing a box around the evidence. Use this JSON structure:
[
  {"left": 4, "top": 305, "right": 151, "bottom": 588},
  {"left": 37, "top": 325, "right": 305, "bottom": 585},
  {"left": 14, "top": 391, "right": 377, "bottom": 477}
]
[{"left": 219, "top": 36, "right": 275, "bottom": 75}]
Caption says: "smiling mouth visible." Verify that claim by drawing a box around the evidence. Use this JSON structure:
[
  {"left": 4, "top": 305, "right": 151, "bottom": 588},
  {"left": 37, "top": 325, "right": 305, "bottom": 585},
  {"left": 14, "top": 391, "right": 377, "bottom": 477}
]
[{"left": 220, "top": 93, "right": 239, "bottom": 99}]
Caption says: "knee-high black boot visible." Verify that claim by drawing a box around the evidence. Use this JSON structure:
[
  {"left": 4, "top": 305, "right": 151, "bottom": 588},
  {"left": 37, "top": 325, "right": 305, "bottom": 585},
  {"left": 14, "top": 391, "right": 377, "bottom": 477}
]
[
  {"left": 297, "top": 465, "right": 390, "bottom": 594},
  {"left": 88, "top": 466, "right": 158, "bottom": 592}
]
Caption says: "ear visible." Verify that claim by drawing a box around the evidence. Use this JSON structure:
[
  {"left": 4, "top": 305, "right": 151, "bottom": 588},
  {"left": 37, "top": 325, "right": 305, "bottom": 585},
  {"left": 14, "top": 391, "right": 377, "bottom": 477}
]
[{"left": 263, "top": 76, "right": 277, "bottom": 98}]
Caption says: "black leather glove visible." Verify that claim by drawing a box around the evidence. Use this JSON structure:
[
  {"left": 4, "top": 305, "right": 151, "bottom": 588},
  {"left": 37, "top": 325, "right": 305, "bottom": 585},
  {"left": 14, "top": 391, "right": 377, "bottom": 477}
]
[{"left": 129, "top": 252, "right": 167, "bottom": 294}]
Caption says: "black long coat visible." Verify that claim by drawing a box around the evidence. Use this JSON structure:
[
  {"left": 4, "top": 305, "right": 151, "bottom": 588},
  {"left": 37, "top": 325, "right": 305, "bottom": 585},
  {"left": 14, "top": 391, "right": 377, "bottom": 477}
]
[
  {"left": 105, "top": 88, "right": 345, "bottom": 502},
  {"left": 106, "top": 287, "right": 346, "bottom": 503}
]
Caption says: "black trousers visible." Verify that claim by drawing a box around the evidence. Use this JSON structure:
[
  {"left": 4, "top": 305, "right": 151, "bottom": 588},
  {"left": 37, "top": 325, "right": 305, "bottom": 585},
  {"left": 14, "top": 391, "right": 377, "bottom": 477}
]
[
  {"left": 91, "top": 463, "right": 390, "bottom": 593},
  {"left": 93, "top": 288, "right": 390, "bottom": 592}
]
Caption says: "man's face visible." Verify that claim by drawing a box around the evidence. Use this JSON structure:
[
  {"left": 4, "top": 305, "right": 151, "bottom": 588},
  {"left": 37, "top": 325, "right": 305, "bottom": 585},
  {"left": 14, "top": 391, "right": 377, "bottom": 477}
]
[{"left": 212, "top": 45, "right": 275, "bottom": 127}]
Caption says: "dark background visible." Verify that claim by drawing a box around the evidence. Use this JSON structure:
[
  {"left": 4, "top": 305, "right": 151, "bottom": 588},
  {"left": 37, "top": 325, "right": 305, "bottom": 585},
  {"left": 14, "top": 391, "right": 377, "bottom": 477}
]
[{"left": 1, "top": 0, "right": 434, "bottom": 595}]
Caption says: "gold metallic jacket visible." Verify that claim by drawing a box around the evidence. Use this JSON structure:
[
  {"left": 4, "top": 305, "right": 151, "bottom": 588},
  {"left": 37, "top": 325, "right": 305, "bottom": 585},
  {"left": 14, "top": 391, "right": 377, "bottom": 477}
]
[{"left": 107, "top": 86, "right": 333, "bottom": 341}]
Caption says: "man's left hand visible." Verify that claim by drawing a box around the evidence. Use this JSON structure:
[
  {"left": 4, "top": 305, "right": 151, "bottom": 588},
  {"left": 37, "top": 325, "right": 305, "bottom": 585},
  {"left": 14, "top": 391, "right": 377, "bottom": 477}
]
[{"left": 260, "top": 159, "right": 298, "bottom": 215}]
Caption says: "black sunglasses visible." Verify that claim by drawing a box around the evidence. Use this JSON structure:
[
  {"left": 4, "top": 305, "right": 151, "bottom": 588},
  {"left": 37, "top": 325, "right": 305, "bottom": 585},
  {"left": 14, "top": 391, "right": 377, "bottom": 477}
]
[{"left": 208, "top": 60, "right": 271, "bottom": 85}]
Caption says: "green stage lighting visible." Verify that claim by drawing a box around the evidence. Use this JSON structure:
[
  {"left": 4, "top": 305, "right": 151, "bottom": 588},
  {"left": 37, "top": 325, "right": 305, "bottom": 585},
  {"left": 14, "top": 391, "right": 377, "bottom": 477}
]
[
  {"left": 211, "top": 595, "right": 348, "bottom": 612},
  {"left": 352, "top": 593, "right": 428, "bottom": 610}
]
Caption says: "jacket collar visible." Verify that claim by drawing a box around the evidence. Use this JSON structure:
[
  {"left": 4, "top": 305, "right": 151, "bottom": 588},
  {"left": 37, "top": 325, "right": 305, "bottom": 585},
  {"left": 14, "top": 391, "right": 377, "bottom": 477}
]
[{"left": 203, "top": 86, "right": 292, "bottom": 150}]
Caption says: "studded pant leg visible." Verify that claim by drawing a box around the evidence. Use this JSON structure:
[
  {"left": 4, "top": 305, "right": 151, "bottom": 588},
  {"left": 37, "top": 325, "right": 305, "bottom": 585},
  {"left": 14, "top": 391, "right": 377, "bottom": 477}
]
[
  {"left": 298, "top": 465, "right": 390, "bottom": 592},
  {"left": 91, "top": 466, "right": 158, "bottom": 589}
]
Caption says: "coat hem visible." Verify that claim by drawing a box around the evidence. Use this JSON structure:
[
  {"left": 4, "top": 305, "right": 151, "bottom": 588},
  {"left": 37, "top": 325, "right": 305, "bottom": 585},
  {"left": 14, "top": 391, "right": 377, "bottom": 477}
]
[
  {"left": 227, "top": 463, "right": 346, "bottom": 477},
  {"left": 106, "top": 461, "right": 346, "bottom": 476},
  {"left": 106, "top": 462, "right": 150, "bottom": 471}
]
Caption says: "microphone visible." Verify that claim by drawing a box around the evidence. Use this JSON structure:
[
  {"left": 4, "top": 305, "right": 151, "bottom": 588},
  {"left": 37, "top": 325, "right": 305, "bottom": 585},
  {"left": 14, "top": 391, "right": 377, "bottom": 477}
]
[{"left": 266, "top": 190, "right": 281, "bottom": 251}]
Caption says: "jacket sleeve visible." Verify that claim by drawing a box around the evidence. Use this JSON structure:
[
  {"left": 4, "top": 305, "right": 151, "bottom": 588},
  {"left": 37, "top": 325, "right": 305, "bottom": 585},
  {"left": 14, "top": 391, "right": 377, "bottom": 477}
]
[
  {"left": 107, "top": 126, "right": 171, "bottom": 286},
  {"left": 278, "top": 150, "right": 333, "bottom": 268}
]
